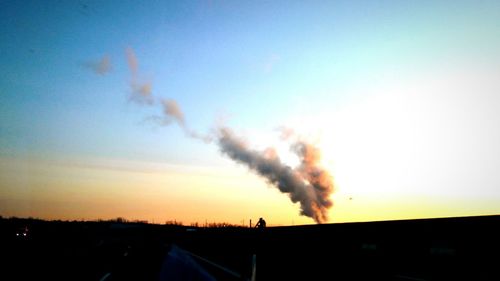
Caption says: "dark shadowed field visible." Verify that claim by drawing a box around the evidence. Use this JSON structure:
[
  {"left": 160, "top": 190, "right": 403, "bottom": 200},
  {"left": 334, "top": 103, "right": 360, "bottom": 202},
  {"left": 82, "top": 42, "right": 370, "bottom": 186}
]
[{"left": 1, "top": 215, "right": 499, "bottom": 281}]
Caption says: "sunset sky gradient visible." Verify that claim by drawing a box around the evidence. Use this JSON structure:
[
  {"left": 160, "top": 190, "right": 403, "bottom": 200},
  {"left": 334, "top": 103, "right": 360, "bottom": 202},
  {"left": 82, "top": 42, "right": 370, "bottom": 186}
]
[{"left": 1, "top": 0, "right": 500, "bottom": 225}]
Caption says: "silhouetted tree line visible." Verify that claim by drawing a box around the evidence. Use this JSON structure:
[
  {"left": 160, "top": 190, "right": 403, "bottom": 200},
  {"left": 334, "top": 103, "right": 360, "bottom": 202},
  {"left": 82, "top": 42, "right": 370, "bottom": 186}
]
[{"left": 0, "top": 216, "right": 251, "bottom": 228}]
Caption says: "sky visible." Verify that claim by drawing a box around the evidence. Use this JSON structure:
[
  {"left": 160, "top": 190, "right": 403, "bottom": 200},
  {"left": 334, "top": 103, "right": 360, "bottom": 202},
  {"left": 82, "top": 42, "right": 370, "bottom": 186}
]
[{"left": 1, "top": 0, "right": 500, "bottom": 225}]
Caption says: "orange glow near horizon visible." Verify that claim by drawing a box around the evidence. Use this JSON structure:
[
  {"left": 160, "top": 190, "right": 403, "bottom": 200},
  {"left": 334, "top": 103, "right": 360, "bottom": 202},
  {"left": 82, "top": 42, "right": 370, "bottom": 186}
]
[
  {"left": 0, "top": 156, "right": 316, "bottom": 225},
  {"left": 1, "top": 151, "right": 499, "bottom": 226}
]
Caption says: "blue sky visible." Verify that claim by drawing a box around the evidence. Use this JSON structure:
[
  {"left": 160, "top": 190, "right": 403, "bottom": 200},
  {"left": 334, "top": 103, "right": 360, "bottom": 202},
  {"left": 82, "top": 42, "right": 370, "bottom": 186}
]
[{"left": 1, "top": 1, "right": 500, "bottom": 223}]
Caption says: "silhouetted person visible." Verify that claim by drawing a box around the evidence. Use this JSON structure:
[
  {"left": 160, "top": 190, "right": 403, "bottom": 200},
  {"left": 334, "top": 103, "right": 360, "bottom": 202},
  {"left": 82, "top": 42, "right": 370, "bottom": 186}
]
[{"left": 255, "top": 217, "right": 266, "bottom": 229}]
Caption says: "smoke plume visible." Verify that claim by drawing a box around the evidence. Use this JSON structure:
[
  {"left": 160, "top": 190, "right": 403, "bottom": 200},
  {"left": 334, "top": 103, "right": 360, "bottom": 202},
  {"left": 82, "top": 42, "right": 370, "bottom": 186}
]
[
  {"left": 154, "top": 98, "right": 333, "bottom": 222},
  {"left": 158, "top": 99, "right": 212, "bottom": 143},
  {"left": 126, "top": 47, "right": 138, "bottom": 75},
  {"left": 162, "top": 99, "right": 185, "bottom": 126},
  {"left": 119, "top": 46, "right": 334, "bottom": 223},
  {"left": 126, "top": 47, "right": 154, "bottom": 105},
  {"left": 82, "top": 55, "right": 112, "bottom": 75},
  {"left": 275, "top": 126, "right": 295, "bottom": 141},
  {"left": 217, "top": 127, "right": 334, "bottom": 223}
]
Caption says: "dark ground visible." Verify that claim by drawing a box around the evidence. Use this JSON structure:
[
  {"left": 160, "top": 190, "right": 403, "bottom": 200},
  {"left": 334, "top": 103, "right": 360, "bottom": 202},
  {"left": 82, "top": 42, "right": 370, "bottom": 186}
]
[{"left": 1, "top": 215, "right": 499, "bottom": 281}]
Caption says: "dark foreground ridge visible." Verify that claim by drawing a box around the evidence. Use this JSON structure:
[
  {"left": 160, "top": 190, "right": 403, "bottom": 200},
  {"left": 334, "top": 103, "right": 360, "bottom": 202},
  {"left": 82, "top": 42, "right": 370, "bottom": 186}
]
[{"left": 1, "top": 215, "right": 499, "bottom": 281}]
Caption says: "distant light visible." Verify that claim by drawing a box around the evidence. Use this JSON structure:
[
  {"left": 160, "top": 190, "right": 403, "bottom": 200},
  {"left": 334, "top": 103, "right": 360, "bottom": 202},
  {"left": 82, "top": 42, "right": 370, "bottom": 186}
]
[
  {"left": 16, "top": 233, "right": 19, "bottom": 236},
  {"left": 23, "top": 233, "right": 27, "bottom": 236}
]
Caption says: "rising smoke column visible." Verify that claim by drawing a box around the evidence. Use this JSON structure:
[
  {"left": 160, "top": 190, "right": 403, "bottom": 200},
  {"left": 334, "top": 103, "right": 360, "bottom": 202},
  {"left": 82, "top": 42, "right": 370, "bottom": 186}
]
[
  {"left": 293, "top": 141, "right": 334, "bottom": 223},
  {"left": 217, "top": 127, "right": 334, "bottom": 223},
  {"left": 118, "top": 47, "right": 333, "bottom": 223}
]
